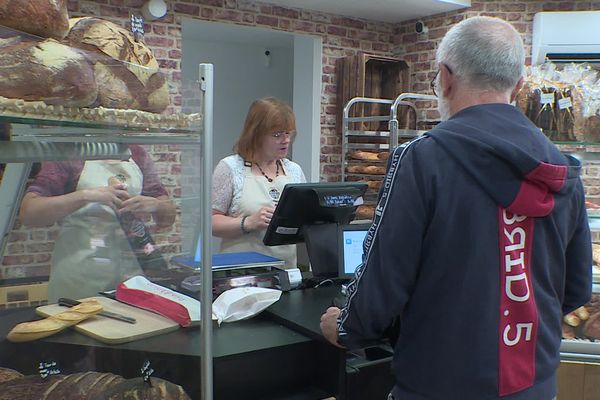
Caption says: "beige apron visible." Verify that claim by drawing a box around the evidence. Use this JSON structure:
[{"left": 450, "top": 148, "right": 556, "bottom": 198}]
[
  {"left": 47, "top": 159, "right": 144, "bottom": 302},
  {"left": 219, "top": 164, "right": 297, "bottom": 268}
]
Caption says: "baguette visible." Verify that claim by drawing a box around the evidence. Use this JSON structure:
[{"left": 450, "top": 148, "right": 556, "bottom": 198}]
[
  {"left": 349, "top": 150, "right": 379, "bottom": 161},
  {"left": 377, "top": 152, "right": 390, "bottom": 161},
  {"left": 6, "top": 300, "right": 103, "bottom": 343}
]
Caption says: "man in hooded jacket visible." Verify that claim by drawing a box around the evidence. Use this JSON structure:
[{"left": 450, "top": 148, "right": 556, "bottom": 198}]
[{"left": 320, "top": 16, "right": 592, "bottom": 400}]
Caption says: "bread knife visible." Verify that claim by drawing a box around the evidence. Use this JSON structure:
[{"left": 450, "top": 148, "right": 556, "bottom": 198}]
[{"left": 58, "top": 297, "right": 137, "bottom": 324}]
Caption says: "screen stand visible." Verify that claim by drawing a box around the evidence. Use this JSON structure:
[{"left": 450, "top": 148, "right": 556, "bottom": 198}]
[{"left": 303, "top": 223, "right": 339, "bottom": 279}]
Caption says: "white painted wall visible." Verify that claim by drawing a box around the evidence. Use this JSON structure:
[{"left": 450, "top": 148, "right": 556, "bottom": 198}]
[{"left": 182, "top": 39, "right": 294, "bottom": 169}]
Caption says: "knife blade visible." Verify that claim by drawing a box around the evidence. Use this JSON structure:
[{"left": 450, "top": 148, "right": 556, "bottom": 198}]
[{"left": 58, "top": 297, "right": 137, "bottom": 324}]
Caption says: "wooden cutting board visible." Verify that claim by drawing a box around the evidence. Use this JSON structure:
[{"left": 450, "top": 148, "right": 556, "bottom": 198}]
[{"left": 36, "top": 296, "right": 179, "bottom": 344}]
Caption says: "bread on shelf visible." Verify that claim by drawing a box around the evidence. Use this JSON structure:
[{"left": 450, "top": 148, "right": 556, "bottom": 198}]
[
  {"left": 346, "top": 165, "right": 386, "bottom": 175},
  {"left": 0, "top": 36, "right": 97, "bottom": 107},
  {"left": 65, "top": 17, "right": 170, "bottom": 114},
  {"left": 0, "top": 0, "right": 70, "bottom": 40},
  {"left": 355, "top": 205, "right": 375, "bottom": 220}
]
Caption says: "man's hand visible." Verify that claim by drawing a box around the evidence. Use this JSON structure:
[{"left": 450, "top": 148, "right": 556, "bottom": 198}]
[{"left": 320, "top": 307, "right": 345, "bottom": 348}]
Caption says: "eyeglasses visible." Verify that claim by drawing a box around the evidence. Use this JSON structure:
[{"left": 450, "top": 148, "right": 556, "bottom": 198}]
[
  {"left": 271, "top": 130, "right": 296, "bottom": 140},
  {"left": 430, "top": 64, "right": 452, "bottom": 97}
]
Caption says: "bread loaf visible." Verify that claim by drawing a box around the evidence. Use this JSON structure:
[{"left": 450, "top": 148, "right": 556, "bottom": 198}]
[
  {"left": 377, "top": 152, "right": 389, "bottom": 161},
  {"left": 101, "top": 377, "right": 191, "bottom": 400},
  {"left": 7, "top": 300, "right": 103, "bottom": 342},
  {"left": 43, "top": 371, "right": 125, "bottom": 399},
  {"left": 355, "top": 205, "right": 375, "bottom": 220},
  {"left": 349, "top": 150, "right": 379, "bottom": 161},
  {"left": 0, "top": 371, "right": 191, "bottom": 400},
  {"left": 366, "top": 180, "right": 382, "bottom": 191},
  {"left": 347, "top": 165, "right": 386, "bottom": 175},
  {"left": 0, "top": 36, "right": 97, "bottom": 107},
  {"left": 0, "top": 374, "right": 65, "bottom": 400},
  {"left": 0, "top": 0, "right": 70, "bottom": 40},
  {"left": 65, "top": 17, "right": 169, "bottom": 113},
  {"left": 0, "top": 367, "right": 23, "bottom": 384}
]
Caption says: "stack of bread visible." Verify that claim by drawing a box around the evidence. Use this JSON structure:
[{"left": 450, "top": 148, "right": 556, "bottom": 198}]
[
  {"left": 0, "top": 368, "right": 191, "bottom": 400},
  {"left": 562, "top": 294, "right": 600, "bottom": 341},
  {"left": 0, "top": 0, "right": 176, "bottom": 127},
  {"left": 516, "top": 63, "right": 599, "bottom": 142}
]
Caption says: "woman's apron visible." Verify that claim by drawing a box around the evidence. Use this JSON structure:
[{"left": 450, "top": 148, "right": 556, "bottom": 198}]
[
  {"left": 47, "top": 159, "right": 144, "bottom": 302},
  {"left": 219, "top": 164, "right": 297, "bottom": 268}
]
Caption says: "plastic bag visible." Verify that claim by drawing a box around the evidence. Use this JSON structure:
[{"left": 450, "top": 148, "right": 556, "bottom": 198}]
[{"left": 212, "top": 287, "right": 282, "bottom": 325}]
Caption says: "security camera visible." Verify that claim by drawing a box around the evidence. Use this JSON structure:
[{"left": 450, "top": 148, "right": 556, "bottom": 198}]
[
  {"left": 265, "top": 50, "right": 271, "bottom": 56},
  {"left": 415, "top": 20, "right": 428, "bottom": 34}
]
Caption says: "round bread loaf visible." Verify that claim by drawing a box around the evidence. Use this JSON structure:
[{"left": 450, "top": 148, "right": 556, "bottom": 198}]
[
  {"left": 0, "top": 36, "right": 97, "bottom": 107},
  {"left": 65, "top": 17, "right": 169, "bottom": 113},
  {"left": 0, "top": 0, "right": 69, "bottom": 40},
  {"left": 42, "top": 371, "right": 125, "bottom": 399},
  {"left": 100, "top": 377, "right": 191, "bottom": 400},
  {"left": 0, "top": 374, "right": 66, "bottom": 400},
  {"left": 0, "top": 367, "right": 23, "bottom": 384}
]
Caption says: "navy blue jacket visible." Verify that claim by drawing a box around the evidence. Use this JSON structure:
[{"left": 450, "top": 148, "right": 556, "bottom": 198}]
[{"left": 338, "top": 103, "right": 592, "bottom": 399}]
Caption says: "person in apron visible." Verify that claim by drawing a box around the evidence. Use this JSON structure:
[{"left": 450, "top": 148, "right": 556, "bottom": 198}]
[
  {"left": 20, "top": 145, "right": 175, "bottom": 302},
  {"left": 212, "top": 97, "right": 306, "bottom": 268}
]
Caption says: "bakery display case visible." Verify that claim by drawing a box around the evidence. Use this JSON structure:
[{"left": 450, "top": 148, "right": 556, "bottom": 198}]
[
  {"left": 341, "top": 93, "right": 436, "bottom": 220},
  {"left": 0, "top": 13, "right": 216, "bottom": 398}
]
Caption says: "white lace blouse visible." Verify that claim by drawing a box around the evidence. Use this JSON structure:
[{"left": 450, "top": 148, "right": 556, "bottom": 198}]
[{"left": 212, "top": 154, "right": 306, "bottom": 217}]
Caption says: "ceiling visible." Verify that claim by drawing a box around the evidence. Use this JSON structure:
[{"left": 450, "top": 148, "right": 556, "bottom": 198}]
[{"left": 259, "top": 0, "right": 471, "bottom": 24}]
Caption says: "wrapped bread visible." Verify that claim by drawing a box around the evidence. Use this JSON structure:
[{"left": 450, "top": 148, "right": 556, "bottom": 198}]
[
  {"left": 0, "top": 36, "right": 97, "bottom": 107},
  {"left": 0, "top": 0, "right": 69, "bottom": 40},
  {"left": 6, "top": 300, "right": 103, "bottom": 342},
  {"left": 65, "top": 17, "right": 169, "bottom": 113}
]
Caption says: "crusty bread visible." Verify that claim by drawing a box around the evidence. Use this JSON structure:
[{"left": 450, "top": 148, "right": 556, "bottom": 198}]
[
  {"left": 0, "top": 375, "right": 65, "bottom": 400},
  {"left": 7, "top": 300, "right": 103, "bottom": 343},
  {"left": 347, "top": 165, "right": 386, "bottom": 175},
  {"left": 366, "top": 180, "right": 382, "bottom": 191},
  {"left": 349, "top": 150, "right": 379, "bottom": 161},
  {"left": 0, "top": 0, "right": 70, "bottom": 40},
  {"left": 355, "top": 205, "right": 375, "bottom": 220},
  {"left": 0, "top": 36, "right": 97, "bottom": 107},
  {"left": 592, "top": 243, "right": 600, "bottom": 265},
  {"left": 65, "top": 17, "right": 169, "bottom": 113},
  {"left": 0, "top": 367, "right": 23, "bottom": 384},
  {"left": 102, "top": 377, "right": 192, "bottom": 400},
  {"left": 377, "top": 152, "right": 390, "bottom": 161}
]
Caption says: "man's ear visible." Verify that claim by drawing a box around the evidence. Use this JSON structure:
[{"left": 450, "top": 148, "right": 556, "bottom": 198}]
[
  {"left": 510, "top": 77, "right": 525, "bottom": 103},
  {"left": 440, "top": 63, "right": 454, "bottom": 98}
]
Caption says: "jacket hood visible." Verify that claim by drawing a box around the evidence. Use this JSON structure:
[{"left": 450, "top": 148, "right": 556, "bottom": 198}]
[{"left": 427, "top": 104, "right": 581, "bottom": 217}]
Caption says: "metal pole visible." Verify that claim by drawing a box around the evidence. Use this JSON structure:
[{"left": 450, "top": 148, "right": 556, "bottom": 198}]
[{"left": 199, "top": 63, "right": 214, "bottom": 400}]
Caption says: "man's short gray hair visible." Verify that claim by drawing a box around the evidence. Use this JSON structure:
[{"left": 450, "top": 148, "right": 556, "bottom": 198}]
[{"left": 436, "top": 16, "right": 525, "bottom": 92}]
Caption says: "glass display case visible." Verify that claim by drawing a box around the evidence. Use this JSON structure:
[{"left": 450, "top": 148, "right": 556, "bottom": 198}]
[
  {"left": 0, "top": 20, "right": 215, "bottom": 399},
  {"left": 555, "top": 145, "right": 600, "bottom": 365}
]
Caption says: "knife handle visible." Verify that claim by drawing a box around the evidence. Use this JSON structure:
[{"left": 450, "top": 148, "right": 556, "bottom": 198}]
[{"left": 58, "top": 298, "right": 82, "bottom": 307}]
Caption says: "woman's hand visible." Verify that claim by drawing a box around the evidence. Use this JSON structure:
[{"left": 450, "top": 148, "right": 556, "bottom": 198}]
[
  {"left": 82, "top": 184, "right": 130, "bottom": 212},
  {"left": 119, "top": 195, "right": 161, "bottom": 216},
  {"left": 245, "top": 206, "right": 275, "bottom": 232}
]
